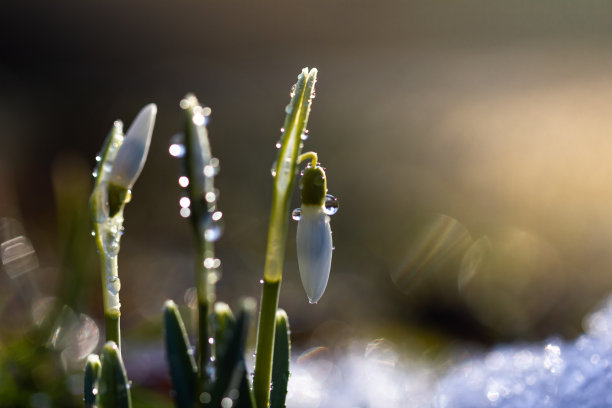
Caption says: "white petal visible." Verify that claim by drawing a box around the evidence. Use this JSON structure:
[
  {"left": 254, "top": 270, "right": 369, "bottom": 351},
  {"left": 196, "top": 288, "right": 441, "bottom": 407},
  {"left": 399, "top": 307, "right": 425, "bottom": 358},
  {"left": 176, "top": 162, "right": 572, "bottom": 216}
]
[
  {"left": 110, "top": 103, "right": 157, "bottom": 189},
  {"left": 296, "top": 205, "right": 333, "bottom": 303}
]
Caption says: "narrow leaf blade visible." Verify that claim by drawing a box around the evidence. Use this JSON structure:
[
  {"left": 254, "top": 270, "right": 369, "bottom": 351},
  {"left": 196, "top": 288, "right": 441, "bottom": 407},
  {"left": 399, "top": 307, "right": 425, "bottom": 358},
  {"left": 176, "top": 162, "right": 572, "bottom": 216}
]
[
  {"left": 212, "top": 298, "right": 256, "bottom": 407},
  {"left": 98, "top": 341, "right": 131, "bottom": 408},
  {"left": 163, "top": 300, "right": 197, "bottom": 408},
  {"left": 270, "top": 310, "right": 291, "bottom": 408},
  {"left": 84, "top": 354, "right": 101, "bottom": 408}
]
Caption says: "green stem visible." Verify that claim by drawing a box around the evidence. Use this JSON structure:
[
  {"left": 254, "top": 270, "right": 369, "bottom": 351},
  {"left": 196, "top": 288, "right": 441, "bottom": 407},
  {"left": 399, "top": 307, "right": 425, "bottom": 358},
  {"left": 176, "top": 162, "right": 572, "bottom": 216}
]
[
  {"left": 197, "top": 237, "right": 215, "bottom": 392},
  {"left": 253, "top": 68, "right": 318, "bottom": 408},
  {"left": 298, "top": 151, "right": 318, "bottom": 168},
  {"left": 94, "top": 222, "right": 121, "bottom": 347},
  {"left": 253, "top": 279, "right": 281, "bottom": 408},
  {"left": 105, "top": 313, "right": 121, "bottom": 349}
]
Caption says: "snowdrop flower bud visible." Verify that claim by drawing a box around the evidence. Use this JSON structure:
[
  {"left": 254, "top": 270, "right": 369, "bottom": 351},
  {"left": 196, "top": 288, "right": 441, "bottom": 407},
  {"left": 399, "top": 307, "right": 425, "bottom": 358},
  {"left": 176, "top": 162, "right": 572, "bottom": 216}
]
[
  {"left": 296, "top": 165, "right": 333, "bottom": 303},
  {"left": 110, "top": 103, "right": 157, "bottom": 190}
]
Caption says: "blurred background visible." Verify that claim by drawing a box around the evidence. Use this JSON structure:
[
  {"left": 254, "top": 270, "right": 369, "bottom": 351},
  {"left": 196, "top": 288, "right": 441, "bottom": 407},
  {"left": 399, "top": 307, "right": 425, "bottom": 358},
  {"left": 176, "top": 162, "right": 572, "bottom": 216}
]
[{"left": 3, "top": 0, "right": 612, "bottom": 405}]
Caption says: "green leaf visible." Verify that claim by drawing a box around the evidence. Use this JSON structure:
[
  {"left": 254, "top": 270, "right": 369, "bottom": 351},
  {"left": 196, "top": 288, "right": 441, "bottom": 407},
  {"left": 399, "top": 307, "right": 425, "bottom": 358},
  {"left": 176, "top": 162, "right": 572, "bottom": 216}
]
[
  {"left": 163, "top": 300, "right": 197, "bottom": 408},
  {"left": 270, "top": 310, "right": 291, "bottom": 408},
  {"left": 212, "top": 302, "right": 236, "bottom": 366},
  {"left": 84, "top": 354, "right": 101, "bottom": 408},
  {"left": 98, "top": 341, "right": 131, "bottom": 408},
  {"left": 211, "top": 298, "right": 256, "bottom": 408},
  {"left": 254, "top": 67, "right": 318, "bottom": 408}
]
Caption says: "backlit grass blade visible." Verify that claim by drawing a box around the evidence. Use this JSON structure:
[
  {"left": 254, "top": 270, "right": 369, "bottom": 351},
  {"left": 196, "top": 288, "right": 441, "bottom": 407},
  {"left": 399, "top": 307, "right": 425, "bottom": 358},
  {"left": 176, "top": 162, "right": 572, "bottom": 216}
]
[{"left": 163, "top": 300, "right": 197, "bottom": 408}]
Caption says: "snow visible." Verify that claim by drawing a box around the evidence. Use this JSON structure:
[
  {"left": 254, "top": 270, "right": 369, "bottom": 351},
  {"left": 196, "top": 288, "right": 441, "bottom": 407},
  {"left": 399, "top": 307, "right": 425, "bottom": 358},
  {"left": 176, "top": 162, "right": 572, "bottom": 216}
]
[{"left": 287, "top": 296, "right": 612, "bottom": 408}]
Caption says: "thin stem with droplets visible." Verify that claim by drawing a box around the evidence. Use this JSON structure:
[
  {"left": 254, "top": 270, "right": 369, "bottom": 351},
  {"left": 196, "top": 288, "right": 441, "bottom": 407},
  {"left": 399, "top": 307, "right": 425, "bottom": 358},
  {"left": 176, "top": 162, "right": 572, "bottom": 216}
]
[
  {"left": 90, "top": 122, "right": 126, "bottom": 348},
  {"left": 253, "top": 68, "right": 317, "bottom": 408}
]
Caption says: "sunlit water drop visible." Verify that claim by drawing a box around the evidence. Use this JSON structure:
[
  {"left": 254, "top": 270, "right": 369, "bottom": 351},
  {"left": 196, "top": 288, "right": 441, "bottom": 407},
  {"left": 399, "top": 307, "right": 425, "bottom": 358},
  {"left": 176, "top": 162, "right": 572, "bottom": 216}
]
[
  {"left": 292, "top": 208, "right": 302, "bottom": 221},
  {"left": 204, "top": 158, "right": 220, "bottom": 177},
  {"left": 202, "top": 211, "right": 224, "bottom": 242},
  {"left": 178, "top": 176, "right": 190, "bottom": 187},
  {"left": 169, "top": 134, "right": 186, "bottom": 158},
  {"left": 324, "top": 194, "right": 339, "bottom": 215},
  {"left": 107, "top": 276, "right": 121, "bottom": 296}
]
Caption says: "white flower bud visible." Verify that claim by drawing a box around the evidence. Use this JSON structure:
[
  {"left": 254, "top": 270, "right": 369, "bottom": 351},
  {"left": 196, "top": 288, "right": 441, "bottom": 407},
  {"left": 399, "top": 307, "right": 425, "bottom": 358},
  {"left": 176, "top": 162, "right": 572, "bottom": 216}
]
[
  {"left": 296, "top": 204, "right": 333, "bottom": 303},
  {"left": 110, "top": 103, "right": 157, "bottom": 189}
]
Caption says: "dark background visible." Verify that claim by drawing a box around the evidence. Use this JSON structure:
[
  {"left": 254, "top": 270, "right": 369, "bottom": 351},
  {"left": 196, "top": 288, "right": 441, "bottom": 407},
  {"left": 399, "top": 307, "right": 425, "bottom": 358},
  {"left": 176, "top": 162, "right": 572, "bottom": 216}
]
[{"left": 3, "top": 0, "right": 612, "bottom": 400}]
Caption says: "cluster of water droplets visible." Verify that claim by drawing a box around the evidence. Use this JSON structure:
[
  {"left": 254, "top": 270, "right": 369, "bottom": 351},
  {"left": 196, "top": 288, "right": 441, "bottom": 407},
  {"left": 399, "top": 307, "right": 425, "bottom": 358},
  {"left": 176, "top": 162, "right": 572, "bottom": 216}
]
[
  {"left": 169, "top": 133, "right": 224, "bottom": 242},
  {"left": 90, "top": 122, "right": 129, "bottom": 314},
  {"left": 204, "top": 257, "right": 222, "bottom": 300},
  {"left": 292, "top": 194, "right": 339, "bottom": 220}
]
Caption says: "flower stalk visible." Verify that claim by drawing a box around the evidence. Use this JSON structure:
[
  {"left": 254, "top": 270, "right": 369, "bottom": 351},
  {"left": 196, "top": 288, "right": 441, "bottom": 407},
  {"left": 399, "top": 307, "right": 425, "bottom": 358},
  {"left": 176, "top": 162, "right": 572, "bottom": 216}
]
[
  {"left": 89, "top": 104, "right": 156, "bottom": 347},
  {"left": 253, "top": 67, "right": 318, "bottom": 408}
]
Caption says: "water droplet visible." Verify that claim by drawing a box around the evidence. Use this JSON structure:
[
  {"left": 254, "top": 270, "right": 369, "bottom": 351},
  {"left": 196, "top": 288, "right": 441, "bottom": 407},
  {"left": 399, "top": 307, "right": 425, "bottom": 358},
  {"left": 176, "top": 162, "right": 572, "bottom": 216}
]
[
  {"left": 203, "top": 257, "right": 220, "bottom": 269},
  {"left": 204, "top": 158, "right": 220, "bottom": 177},
  {"left": 290, "top": 84, "right": 296, "bottom": 98},
  {"left": 179, "top": 197, "right": 191, "bottom": 208},
  {"left": 308, "top": 299, "right": 318, "bottom": 305},
  {"left": 285, "top": 104, "right": 293, "bottom": 114},
  {"left": 199, "top": 392, "right": 212, "bottom": 404},
  {"left": 178, "top": 176, "right": 189, "bottom": 187},
  {"left": 281, "top": 158, "right": 291, "bottom": 176},
  {"left": 92, "top": 387, "right": 98, "bottom": 396},
  {"left": 280, "top": 127, "right": 285, "bottom": 133},
  {"left": 107, "top": 276, "right": 121, "bottom": 296},
  {"left": 204, "top": 211, "right": 224, "bottom": 242},
  {"left": 95, "top": 155, "right": 101, "bottom": 162},
  {"left": 91, "top": 230, "right": 96, "bottom": 237},
  {"left": 324, "top": 194, "right": 339, "bottom": 215},
  {"left": 169, "top": 134, "right": 186, "bottom": 158},
  {"left": 208, "top": 270, "right": 221, "bottom": 285},
  {"left": 275, "top": 142, "right": 281, "bottom": 149},
  {"left": 180, "top": 208, "right": 191, "bottom": 218},
  {"left": 291, "top": 208, "right": 301, "bottom": 221},
  {"left": 300, "top": 133, "right": 308, "bottom": 140},
  {"left": 193, "top": 113, "right": 205, "bottom": 126},
  {"left": 221, "top": 397, "right": 233, "bottom": 408},
  {"left": 270, "top": 161, "right": 277, "bottom": 177},
  {"left": 169, "top": 144, "right": 185, "bottom": 158},
  {"left": 205, "top": 192, "right": 216, "bottom": 203}
]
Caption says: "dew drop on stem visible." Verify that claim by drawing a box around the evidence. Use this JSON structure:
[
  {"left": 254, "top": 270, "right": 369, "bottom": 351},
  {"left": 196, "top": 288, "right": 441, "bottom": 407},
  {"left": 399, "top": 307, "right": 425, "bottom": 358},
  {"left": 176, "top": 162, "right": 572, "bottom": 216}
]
[
  {"left": 107, "top": 276, "right": 121, "bottom": 296},
  {"left": 204, "top": 158, "right": 220, "bottom": 177},
  {"left": 169, "top": 134, "right": 186, "bottom": 158}
]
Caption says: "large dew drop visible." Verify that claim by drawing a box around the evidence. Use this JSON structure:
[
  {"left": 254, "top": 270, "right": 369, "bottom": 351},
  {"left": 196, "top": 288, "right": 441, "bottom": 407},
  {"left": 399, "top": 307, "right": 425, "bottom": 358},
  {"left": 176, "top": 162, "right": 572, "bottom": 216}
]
[
  {"left": 169, "top": 133, "right": 186, "bottom": 158},
  {"left": 324, "top": 194, "right": 339, "bottom": 215},
  {"left": 107, "top": 276, "right": 121, "bottom": 296},
  {"left": 292, "top": 208, "right": 302, "bottom": 221}
]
